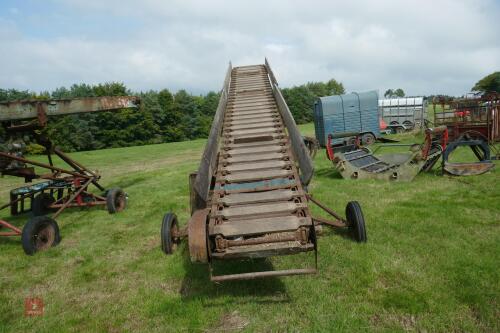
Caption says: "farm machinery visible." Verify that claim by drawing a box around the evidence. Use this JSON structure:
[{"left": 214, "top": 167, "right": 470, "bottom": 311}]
[
  {"left": 326, "top": 126, "right": 449, "bottom": 181},
  {"left": 433, "top": 93, "right": 499, "bottom": 175},
  {"left": 324, "top": 93, "right": 499, "bottom": 180},
  {"left": 160, "top": 60, "right": 367, "bottom": 282},
  {"left": 0, "top": 96, "right": 140, "bottom": 254}
]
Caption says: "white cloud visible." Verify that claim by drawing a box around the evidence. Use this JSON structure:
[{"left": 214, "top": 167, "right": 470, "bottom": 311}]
[{"left": 0, "top": 0, "right": 499, "bottom": 95}]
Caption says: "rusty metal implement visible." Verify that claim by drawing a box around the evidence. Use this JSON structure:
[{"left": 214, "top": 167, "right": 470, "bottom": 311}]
[
  {"left": 327, "top": 126, "right": 449, "bottom": 181},
  {"left": 0, "top": 96, "right": 139, "bottom": 255},
  {"left": 161, "top": 60, "right": 367, "bottom": 282}
]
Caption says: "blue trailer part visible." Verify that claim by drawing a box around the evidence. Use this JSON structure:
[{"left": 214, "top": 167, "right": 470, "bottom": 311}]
[{"left": 314, "top": 90, "right": 380, "bottom": 147}]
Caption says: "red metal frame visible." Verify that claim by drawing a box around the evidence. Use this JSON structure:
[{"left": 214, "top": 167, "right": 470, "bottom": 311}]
[
  {"left": 0, "top": 219, "right": 22, "bottom": 237},
  {"left": 434, "top": 93, "right": 499, "bottom": 144}
]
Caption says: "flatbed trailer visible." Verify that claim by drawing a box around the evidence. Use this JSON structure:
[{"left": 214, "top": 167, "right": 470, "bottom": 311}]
[{"left": 161, "top": 60, "right": 367, "bottom": 281}]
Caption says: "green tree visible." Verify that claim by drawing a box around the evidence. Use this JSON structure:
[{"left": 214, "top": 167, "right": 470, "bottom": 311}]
[
  {"left": 394, "top": 88, "right": 405, "bottom": 97},
  {"left": 326, "top": 79, "right": 345, "bottom": 95},
  {"left": 0, "top": 89, "right": 32, "bottom": 102},
  {"left": 472, "top": 72, "right": 500, "bottom": 93},
  {"left": 384, "top": 88, "right": 405, "bottom": 98},
  {"left": 1, "top": 76, "right": 346, "bottom": 151}
]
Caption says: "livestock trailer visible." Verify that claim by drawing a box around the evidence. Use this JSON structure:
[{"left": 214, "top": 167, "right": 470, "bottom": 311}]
[
  {"left": 379, "top": 97, "right": 427, "bottom": 131},
  {"left": 314, "top": 91, "right": 380, "bottom": 147}
]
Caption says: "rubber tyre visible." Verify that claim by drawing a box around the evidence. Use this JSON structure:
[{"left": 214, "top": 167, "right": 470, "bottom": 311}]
[
  {"left": 21, "top": 216, "right": 61, "bottom": 255},
  {"left": 32, "top": 193, "right": 55, "bottom": 216},
  {"left": 346, "top": 201, "right": 367, "bottom": 242},
  {"left": 161, "top": 213, "right": 179, "bottom": 255},
  {"left": 106, "top": 188, "right": 126, "bottom": 214},
  {"left": 403, "top": 121, "right": 413, "bottom": 129},
  {"left": 362, "top": 133, "right": 376, "bottom": 146}
]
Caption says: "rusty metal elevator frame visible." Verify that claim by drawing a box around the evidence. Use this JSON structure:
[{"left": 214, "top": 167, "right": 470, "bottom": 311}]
[{"left": 161, "top": 60, "right": 367, "bottom": 281}]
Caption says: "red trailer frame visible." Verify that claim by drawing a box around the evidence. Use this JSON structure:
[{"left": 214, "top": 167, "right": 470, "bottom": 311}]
[{"left": 433, "top": 93, "right": 500, "bottom": 144}]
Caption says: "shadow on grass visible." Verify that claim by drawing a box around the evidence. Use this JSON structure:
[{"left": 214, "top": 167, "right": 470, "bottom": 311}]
[
  {"left": 315, "top": 222, "right": 358, "bottom": 244},
  {"left": 179, "top": 246, "right": 291, "bottom": 305},
  {"left": 0, "top": 235, "right": 22, "bottom": 248},
  {"left": 103, "top": 173, "right": 150, "bottom": 191},
  {"left": 314, "top": 166, "right": 343, "bottom": 179}
]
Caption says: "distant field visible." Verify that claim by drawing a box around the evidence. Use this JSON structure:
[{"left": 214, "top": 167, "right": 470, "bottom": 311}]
[{"left": 0, "top": 123, "right": 499, "bottom": 332}]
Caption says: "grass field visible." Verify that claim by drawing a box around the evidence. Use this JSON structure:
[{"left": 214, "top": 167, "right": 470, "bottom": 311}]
[{"left": 0, "top": 123, "right": 499, "bottom": 332}]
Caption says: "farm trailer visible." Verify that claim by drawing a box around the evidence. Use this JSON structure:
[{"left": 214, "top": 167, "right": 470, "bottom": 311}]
[
  {"left": 0, "top": 96, "right": 140, "bottom": 254},
  {"left": 433, "top": 94, "right": 498, "bottom": 176},
  {"left": 160, "top": 60, "right": 368, "bottom": 281},
  {"left": 314, "top": 91, "right": 380, "bottom": 147},
  {"left": 379, "top": 97, "right": 427, "bottom": 133}
]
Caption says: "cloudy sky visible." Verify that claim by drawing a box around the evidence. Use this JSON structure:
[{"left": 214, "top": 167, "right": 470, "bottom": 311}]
[{"left": 0, "top": 0, "right": 498, "bottom": 96}]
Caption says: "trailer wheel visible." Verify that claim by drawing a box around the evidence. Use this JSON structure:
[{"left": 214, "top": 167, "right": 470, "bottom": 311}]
[
  {"left": 21, "top": 216, "right": 61, "bottom": 255},
  {"left": 362, "top": 133, "right": 376, "bottom": 146},
  {"left": 403, "top": 121, "right": 413, "bottom": 129},
  {"left": 32, "top": 193, "right": 55, "bottom": 216},
  {"left": 346, "top": 201, "right": 367, "bottom": 242},
  {"left": 106, "top": 188, "right": 126, "bottom": 214},
  {"left": 161, "top": 213, "right": 179, "bottom": 255}
]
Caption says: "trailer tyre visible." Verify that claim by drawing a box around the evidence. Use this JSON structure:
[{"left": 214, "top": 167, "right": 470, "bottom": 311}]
[
  {"left": 346, "top": 201, "right": 367, "bottom": 242},
  {"left": 21, "top": 216, "right": 60, "bottom": 255},
  {"left": 362, "top": 133, "right": 376, "bottom": 146},
  {"left": 32, "top": 193, "right": 55, "bottom": 216},
  {"left": 161, "top": 213, "right": 179, "bottom": 255},
  {"left": 106, "top": 188, "right": 126, "bottom": 214}
]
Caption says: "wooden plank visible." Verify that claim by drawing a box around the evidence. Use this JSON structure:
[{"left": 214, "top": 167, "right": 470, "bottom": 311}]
[
  {"left": 225, "top": 152, "right": 285, "bottom": 163},
  {"left": 224, "top": 160, "right": 288, "bottom": 172},
  {"left": 228, "top": 114, "right": 277, "bottom": 121},
  {"left": 213, "top": 201, "right": 306, "bottom": 219},
  {"left": 233, "top": 83, "right": 269, "bottom": 87},
  {"left": 229, "top": 127, "right": 281, "bottom": 137},
  {"left": 227, "top": 97, "right": 274, "bottom": 105},
  {"left": 225, "top": 121, "right": 278, "bottom": 131},
  {"left": 227, "top": 107, "right": 277, "bottom": 115},
  {"left": 224, "top": 134, "right": 282, "bottom": 145},
  {"left": 217, "top": 189, "right": 297, "bottom": 205},
  {"left": 211, "top": 243, "right": 314, "bottom": 260},
  {"left": 225, "top": 116, "right": 278, "bottom": 126},
  {"left": 232, "top": 79, "right": 268, "bottom": 84},
  {"left": 272, "top": 84, "right": 314, "bottom": 185},
  {"left": 193, "top": 62, "right": 232, "bottom": 201},
  {"left": 221, "top": 169, "right": 292, "bottom": 183},
  {"left": 209, "top": 216, "right": 311, "bottom": 237},
  {"left": 227, "top": 94, "right": 273, "bottom": 101},
  {"left": 227, "top": 106, "right": 277, "bottom": 114},
  {"left": 226, "top": 101, "right": 275, "bottom": 108},
  {"left": 223, "top": 138, "right": 285, "bottom": 149},
  {"left": 233, "top": 89, "right": 272, "bottom": 94},
  {"left": 225, "top": 145, "right": 284, "bottom": 156},
  {"left": 265, "top": 58, "right": 278, "bottom": 86}
]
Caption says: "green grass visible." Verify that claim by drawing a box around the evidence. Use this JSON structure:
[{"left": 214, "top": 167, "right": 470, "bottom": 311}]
[{"left": 0, "top": 123, "right": 499, "bottom": 332}]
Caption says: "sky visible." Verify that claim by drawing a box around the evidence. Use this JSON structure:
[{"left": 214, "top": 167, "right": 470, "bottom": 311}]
[{"left": 0, "top": 0, "right": 499, "bottom": 96}]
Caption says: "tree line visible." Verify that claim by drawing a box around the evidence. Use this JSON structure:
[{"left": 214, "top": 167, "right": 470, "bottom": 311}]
[{"left": 0, "top": 79, "right": 344, "bottom": 152}]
